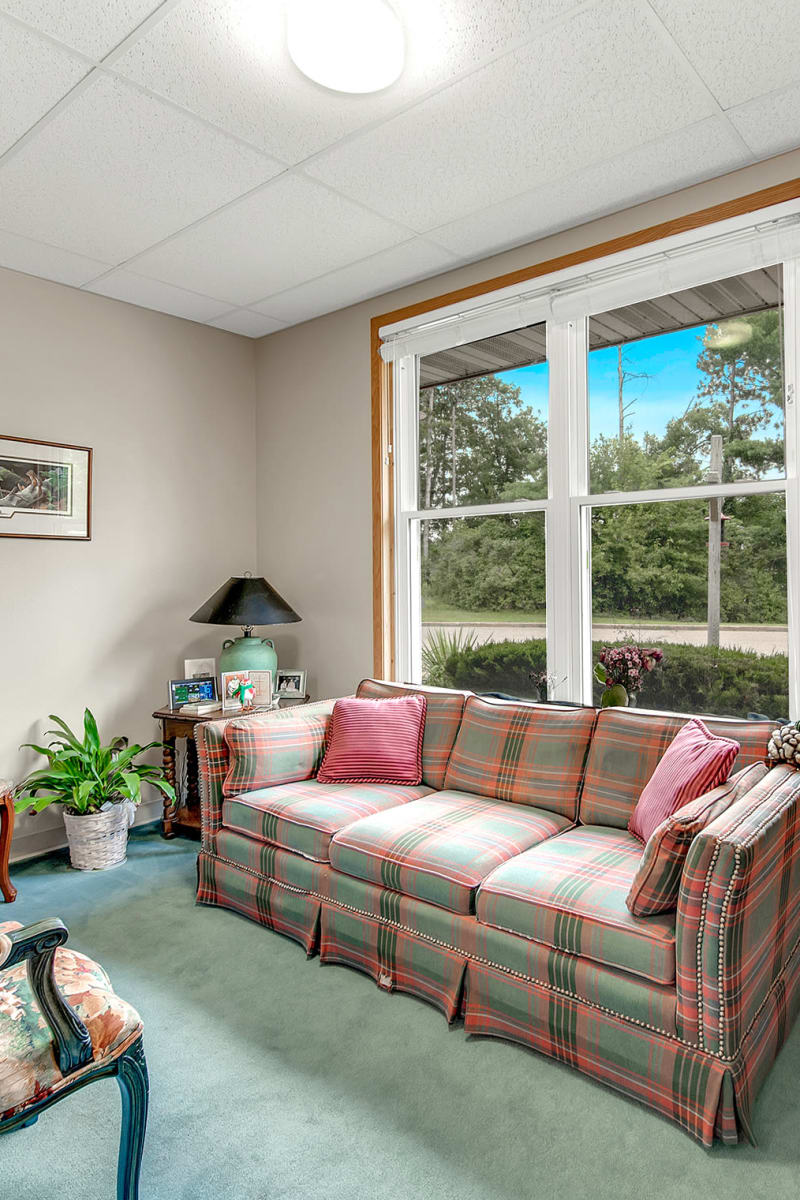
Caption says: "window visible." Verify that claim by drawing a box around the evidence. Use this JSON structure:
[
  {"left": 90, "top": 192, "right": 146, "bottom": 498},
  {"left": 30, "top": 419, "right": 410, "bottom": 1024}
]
[
  {"left": 419, "top": 512, "right": 546, "bottom": 699},
  {"left": 407, "top": 324, "right": 549, "bottom": 697},
  {"left": 388, "top": 212, "right": 800, "bottom": 721}
]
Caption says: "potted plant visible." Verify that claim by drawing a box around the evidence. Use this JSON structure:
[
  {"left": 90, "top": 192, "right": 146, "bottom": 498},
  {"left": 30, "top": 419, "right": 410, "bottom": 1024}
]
[
  {"left": 14, "top": 709, "right": 175, "bottom": 871},
  {"left": 594, "top": 644, "right": 664, "bottom": 707}
]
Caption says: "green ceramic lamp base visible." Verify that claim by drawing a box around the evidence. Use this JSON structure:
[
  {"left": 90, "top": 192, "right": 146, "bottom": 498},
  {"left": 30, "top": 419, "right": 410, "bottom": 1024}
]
[{"left": 218, "top": 630, "right": 277, "bottom": 675}]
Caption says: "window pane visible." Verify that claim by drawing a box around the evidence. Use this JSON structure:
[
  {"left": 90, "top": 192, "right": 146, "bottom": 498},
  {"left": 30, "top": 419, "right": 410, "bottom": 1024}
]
[
  {"left": 418, "top": 322, "right": 548, "bottom": 507},
  {"left": 588, "top": 267, "right": 784, "bottom": 494},
  {"left": 417, "top": 512, "right": 547, "bottom": 700},
  {"left": 590, "top": 494, "right": 788, "bottom": 720}
]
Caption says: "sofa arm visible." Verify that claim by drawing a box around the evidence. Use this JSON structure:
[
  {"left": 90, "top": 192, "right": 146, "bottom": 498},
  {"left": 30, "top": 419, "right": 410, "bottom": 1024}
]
[
  {"left": 195, "top": 699, "right": 338, "bottom": 851},
  {"left": 676, "top": 764, "right": 800, "bottom": 1055}
]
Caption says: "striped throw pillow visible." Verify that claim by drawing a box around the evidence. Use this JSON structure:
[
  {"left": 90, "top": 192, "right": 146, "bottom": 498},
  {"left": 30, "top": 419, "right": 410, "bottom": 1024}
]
[
  {"left": 626, "top": 761, "right": 768, "bottom": 916},
  {"left": 628, "top": 717, "right": 739, "bottom": 843},
  {"left": 317, "top": 695, "right": 426, "bottom": 785}
]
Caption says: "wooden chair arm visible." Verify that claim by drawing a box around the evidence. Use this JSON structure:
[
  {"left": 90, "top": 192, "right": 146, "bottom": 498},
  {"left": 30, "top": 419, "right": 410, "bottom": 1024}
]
[{"left": 1, "top": 918, "right": 93, "bottom": 1074}]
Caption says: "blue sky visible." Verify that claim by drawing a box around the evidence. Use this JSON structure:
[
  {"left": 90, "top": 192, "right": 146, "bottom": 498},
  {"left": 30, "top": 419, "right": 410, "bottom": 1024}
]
[{"left": 502, "top": 324, "right": 707, "bottom": 441}]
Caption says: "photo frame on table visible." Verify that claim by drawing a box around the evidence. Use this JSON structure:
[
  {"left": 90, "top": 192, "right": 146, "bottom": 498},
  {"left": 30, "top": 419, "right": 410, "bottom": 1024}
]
[
  {"left": 184, "top": 656, "right": 216, "bottom": 680},
  {"left": 275, "top": 669, "right": 306, "bottom": 698},
  {"left": 168, "top": 676, "right": 218, "bottom": 709},
  {"left": 0, "top": 434, "right": 92, "bottom": 540},
  {"left": 247, "top": 670, "right": 273, "bottom": 708},
  {"left": 220, "top": 670, "right": 262, "bottom": 711}
]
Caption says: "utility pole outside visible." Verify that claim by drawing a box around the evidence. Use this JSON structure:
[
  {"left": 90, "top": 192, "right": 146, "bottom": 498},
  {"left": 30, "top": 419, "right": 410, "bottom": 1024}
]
[{"left": 706, "top": 434, "right": 723, "bottom": 647}]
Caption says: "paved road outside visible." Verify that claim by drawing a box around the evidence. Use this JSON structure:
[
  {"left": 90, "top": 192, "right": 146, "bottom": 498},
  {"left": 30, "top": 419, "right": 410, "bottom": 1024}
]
[{"left": 423, "top": 622, "right": 789, "bottom": 656}]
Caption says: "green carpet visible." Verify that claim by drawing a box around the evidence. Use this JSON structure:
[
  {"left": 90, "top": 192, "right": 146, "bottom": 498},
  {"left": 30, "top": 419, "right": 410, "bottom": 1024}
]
[{"left": 3, "top": 830, "right": 800, "bottom": 1200}]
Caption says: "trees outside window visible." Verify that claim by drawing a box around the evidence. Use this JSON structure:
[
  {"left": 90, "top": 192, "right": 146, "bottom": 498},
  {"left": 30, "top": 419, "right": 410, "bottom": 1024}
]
[{"left": 415, "top": 285, "right": 789, "bottom": 719}]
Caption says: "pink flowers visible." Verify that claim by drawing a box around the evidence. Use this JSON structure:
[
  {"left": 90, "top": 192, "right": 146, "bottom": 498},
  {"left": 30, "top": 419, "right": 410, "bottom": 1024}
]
[{"left": 598, "top": 644, "right": 664, "bottom": 695}]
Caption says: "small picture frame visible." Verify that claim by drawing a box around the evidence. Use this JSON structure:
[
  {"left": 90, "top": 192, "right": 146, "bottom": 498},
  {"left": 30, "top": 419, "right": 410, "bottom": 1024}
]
[
  {"left": 221, "top": 670, "right": 258, "bottom": 711},
  {"left": 247, "top": 670, "right": 273, "bottom": 708},
  {"left": 184, "top": 656, "right": 216, "bottom": 680},
  {"left": 275, "top": 669, "right": 306, "bottom": 699},
  {"left": 168, "top": 676, "right": 218, "bottom": 709}
]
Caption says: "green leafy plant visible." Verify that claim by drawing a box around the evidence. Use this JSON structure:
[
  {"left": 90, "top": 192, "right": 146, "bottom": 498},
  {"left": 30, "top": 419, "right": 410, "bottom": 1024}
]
[
  {"left": 14, "top": 709, "right": 176, "bottom": 816},
  {"left": 421, "top": 627, "right": 480, "bottom": 687}
]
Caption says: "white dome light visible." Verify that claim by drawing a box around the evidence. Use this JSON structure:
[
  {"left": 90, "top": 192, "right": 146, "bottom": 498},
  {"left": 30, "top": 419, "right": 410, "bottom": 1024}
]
[{"left": 287, "top": 0, "right": 405, "bottom": 94}]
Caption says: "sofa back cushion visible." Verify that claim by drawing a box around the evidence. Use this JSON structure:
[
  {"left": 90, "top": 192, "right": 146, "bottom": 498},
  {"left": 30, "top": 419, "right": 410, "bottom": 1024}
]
[
  {"left": 443, "top": 695, "right": 597, "bottom": 820},
  {"left": 223, "top": 711, "right": 328, "bottom": 797},
  {"left": 356, "top": 679, "right": 467, "bottom": 789},
  {"left": 579, "top": 708, "right": 771, "bottom": 828}
]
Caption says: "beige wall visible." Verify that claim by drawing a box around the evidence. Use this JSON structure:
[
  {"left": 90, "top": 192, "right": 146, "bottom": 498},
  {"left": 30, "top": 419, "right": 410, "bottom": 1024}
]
[
  {"left": 1, "top": 269, "right": 257, "bottom": 861},
  {"left": 254, "top": 149, "right": 800, "bottom": 702}
]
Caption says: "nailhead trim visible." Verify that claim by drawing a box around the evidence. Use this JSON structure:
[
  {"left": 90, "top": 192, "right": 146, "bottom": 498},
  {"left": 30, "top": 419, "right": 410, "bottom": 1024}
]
[
  {"left": 204, "top": 849, "right": 697, "bottom": 1051},
  {"left": 691, "top": 767, "right": 800, "bottom": 1055}
]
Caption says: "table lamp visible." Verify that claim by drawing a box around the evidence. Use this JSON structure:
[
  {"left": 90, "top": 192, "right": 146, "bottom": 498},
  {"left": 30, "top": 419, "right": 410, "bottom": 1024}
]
[{"left": 190, "top": 572, "right": 301, "bottom": 675}]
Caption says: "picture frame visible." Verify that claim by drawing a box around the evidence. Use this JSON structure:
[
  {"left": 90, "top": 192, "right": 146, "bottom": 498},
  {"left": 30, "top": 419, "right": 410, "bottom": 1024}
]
[
  {"left": 0, "top": 434, "right": 92, "bottom": 540},
  {"left": 221, "top": 670, "right": 256, "bottom": 711},
  {"left": 168, "top": 676, "right": 218, "bottom": 709},
  {"left": 184, "top": 657, "right": 216, "bottom": 680},
  {"left": 247, "top": 670, "right": 273, "bottom": 708},
  {"left": 275, "top": 669, "right": 306, "bottom": 699}
]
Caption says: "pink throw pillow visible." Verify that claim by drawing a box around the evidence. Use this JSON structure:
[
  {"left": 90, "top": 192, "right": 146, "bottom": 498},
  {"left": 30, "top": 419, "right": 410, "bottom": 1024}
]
[
  {"left": 628, "top": 717, "right": 739, "bottom": 843},
  {"left": 317, "top": 695, "right": 427, "bottom": 785}
]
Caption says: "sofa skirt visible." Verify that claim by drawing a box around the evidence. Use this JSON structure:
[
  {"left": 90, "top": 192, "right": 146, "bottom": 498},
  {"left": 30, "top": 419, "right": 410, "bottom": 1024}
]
[{"left": 196, "top": 836, "right": 800, "bottom": 1146}]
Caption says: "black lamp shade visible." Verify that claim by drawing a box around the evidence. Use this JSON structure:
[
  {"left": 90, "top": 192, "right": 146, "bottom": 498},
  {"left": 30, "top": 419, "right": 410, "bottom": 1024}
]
[{"left": 190, "top": 576, "right": 301, "bottom": 627}]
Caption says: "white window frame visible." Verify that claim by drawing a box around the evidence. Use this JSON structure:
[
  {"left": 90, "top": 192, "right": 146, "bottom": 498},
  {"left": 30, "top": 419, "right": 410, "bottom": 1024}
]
[{"left": 389, "top": 203, "right": 800, "bottom": 718}]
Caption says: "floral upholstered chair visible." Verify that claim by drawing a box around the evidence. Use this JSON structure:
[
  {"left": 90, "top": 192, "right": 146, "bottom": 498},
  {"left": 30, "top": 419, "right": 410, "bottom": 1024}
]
[{"left": 0, "top": 918, "right": 148, "bottom": 1199}]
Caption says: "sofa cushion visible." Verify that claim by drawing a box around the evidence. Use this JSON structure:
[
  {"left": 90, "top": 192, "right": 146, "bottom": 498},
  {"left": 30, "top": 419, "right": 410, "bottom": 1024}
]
[
  {"left": 628, "top": 718, "right": 739, "bottom": 843},
  {"left": 626, "top": 762, "right": 769, "bottom": 917},
  {"left": 329, "top": 790, "right": 571, "bottom": 915},
  {"left": 443, "top": 695, "right": 596, "bottom": 820},
  {"left": 318, "top": 694, "right": 426, "bottom": 785},
  {"left": 222, "top": 710, "right": 328, "bottom": 797},
  {"left": 356, "top": 679, "right": 467, "bottom": 790},
  {"left": 579, "top": 708, "right": 771, "bottom": 829},
  {"left": 476, "top": 826, "right": 676, "bottom": 984},
  {"left": 222, "top": 780, "right": 432, "bottom": 863}
]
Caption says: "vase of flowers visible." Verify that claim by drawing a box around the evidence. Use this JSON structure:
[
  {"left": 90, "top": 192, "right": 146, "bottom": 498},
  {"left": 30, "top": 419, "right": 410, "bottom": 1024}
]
[
  {"left": 593, "top": 645, "right": 664, "bottom": 708},
  {"left": 14, "top": 709, "right": 175, "bottom": 870}
]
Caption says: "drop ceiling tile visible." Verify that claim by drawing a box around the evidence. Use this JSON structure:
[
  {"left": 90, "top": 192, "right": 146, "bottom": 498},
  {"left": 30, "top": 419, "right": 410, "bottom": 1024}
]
[
  {"left": 0, "top": 228, "right": 109, "bottom": 286},
  {"left": 0, "top": 1, "right": 162, "bottom": 58},
  {"left": 650, "top": 1, "right": 800, "bottom": 110},
  {"left": 429, "top": 118, "right": 749, "bottom": 260},
  {"left": 84, "top": 269, "right": 234, "bottom": 323},
  {"left": 0, "top": 73, "right": 282, "bottom": 262},
  {"left": 305, "top": 0, "right": 716, "bottom": 231},
  {"left": 130, "top": 173, "right": 410, "bottom": 307},
  {"left": 113, "top": 0, "right": 580, "bottom": 163},
  {"left": 209, "top": 309, "right": 287, "bottom": 337},
  {"left": 728, "top": 85, "right": 800, "bottom": 159},
  {"left": 253, "top": 238, "right": 459, "bottom": 326},
  {"left": 0, "top": 17, "right": 88, "bottom": 155}
]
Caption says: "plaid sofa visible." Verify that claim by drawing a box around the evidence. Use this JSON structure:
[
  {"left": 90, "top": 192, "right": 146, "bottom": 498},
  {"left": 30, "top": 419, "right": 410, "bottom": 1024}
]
[{"left": 195, "top": 680, "right": 800, "bottom": 1146}]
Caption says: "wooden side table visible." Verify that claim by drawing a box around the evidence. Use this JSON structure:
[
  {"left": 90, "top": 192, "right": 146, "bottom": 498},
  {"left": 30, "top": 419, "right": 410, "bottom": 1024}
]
[
  {"left": 0, "top": 779, "right": 16, "bottom": 902},
  {"left": 153, "top": 697, "right": 310, "bottom": 839}
]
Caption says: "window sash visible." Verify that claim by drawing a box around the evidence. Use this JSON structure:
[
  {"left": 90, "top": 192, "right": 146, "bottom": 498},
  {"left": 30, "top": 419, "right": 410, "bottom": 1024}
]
[{"left": 393, "top": 238, "right": 800, "bottom": 719}]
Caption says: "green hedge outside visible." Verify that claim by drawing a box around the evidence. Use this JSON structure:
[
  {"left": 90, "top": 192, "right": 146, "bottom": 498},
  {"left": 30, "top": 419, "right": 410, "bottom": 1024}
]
[{"left": 434, "top": 637, "right": 788, "bottom": 721}]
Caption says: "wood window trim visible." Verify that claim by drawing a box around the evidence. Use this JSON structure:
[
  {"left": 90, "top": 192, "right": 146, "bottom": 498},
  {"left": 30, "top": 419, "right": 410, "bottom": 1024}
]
[{"left": 370, "top": 175, "right": 800, "bottom": 679}]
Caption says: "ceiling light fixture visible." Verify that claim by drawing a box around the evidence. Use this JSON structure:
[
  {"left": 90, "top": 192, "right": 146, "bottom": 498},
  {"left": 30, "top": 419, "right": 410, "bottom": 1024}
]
[{"left": 287, "top": 0, "right": 405, "bottom": 94}]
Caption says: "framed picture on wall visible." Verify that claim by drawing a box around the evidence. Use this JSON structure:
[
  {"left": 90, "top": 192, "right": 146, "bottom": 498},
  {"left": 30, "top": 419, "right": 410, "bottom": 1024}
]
[{"left": 0, "top": 434, "right": 92, "bottom": 540}]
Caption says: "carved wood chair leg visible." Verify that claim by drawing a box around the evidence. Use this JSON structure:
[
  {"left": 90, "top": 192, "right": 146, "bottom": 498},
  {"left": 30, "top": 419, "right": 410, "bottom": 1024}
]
[
  {"left": 115, "top": 1037, "right": 149, "bottom": 1200},
  {"left": 0, "top": 789, "right": 17, "bottom": 902}
]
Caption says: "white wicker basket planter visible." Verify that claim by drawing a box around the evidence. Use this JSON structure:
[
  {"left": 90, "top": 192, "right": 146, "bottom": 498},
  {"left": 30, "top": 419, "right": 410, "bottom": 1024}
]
[{"left": 63, "top": 801, "right": 135, "bottom": 871}]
